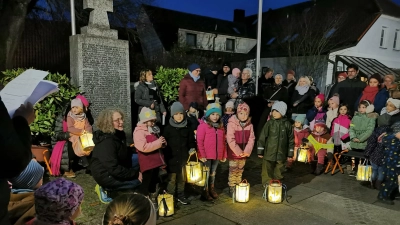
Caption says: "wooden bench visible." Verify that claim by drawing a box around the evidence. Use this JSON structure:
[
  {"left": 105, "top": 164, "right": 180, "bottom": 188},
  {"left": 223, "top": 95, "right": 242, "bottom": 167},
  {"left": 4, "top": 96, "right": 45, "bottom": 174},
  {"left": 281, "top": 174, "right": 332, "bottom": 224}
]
[{"left": 325, "top": 150, "right": 366, "bottom": 175}]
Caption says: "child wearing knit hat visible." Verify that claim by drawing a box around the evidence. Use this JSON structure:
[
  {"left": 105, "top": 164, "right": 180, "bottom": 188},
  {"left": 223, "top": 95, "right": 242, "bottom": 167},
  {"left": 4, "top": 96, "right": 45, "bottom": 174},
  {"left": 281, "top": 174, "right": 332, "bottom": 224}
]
[
  {"left": 226, "top": 102, "right": 255, "bottom": 194},
  {"left": 222, "top": 100, "right": 235, "bottom": 131},
  {"left": 9, "top": 159, "right": 44, "bottom": 190},
  {"left": 306, "top": 94, "right": 327, "bottom": 131},
  {"left": 228, "top": 68, "right": 241, "bottom": 95},
  {"left": 287, "top": 114, "right": 310, "bottom": 169},
  {"left": 66, "top": 98, "right": 93, "bottom": 178},
  {"left": 196, "top": 103, "right": 227, "bottom": 201},
  {"left": 326, "top": 95, "right": 339, "bottom": 129},
  {"left": 257, "top": 101, "right": 294, "bottom": 185},
  {"left": 133, "top": 107, "right": 167, "bottom": 197}
]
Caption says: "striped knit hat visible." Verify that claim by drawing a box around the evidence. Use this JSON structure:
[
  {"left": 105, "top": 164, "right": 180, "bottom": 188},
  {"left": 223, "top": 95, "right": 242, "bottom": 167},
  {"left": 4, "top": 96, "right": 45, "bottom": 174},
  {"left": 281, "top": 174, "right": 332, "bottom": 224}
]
[{"left": 9, "top": 159, "right": 44, "bottom": 190}]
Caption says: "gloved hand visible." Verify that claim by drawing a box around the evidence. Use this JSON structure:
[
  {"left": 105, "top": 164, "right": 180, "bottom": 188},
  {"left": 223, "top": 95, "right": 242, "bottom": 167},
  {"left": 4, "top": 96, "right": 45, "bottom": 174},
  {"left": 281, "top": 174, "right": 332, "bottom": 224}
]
[
  {"left": 199, "top": 158, "right": 207, "bottom": 163},
  {"left": 327, "top": 152, "right": 333, "bottom": 161},
  {"left": 220, "top": 158, "right": 226, "bottom": 163},
  {"left": 188, "top": 148, "right": 196, "bottom": 155}
]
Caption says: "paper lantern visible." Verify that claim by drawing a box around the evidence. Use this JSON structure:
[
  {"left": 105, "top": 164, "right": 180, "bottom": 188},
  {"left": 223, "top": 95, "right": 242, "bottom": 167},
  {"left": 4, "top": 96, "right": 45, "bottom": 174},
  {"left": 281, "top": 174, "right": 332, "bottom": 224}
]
[
  {"left": 206, "top": 88, "right": 214, "bottom": 100},
  {"left": 268, "top": 180, "right": 282, "bottom": 204},
  {"left": 185, "top": 153, "right": 203, "bottom": 183},
  {"left": 157, "top": 193, "right": 174, "bottom": 216},
  {"left": 80, "top": 132, "right": 95, "bottom": 152},
  {"left": 194, "top": 166, "right": 208, "bottom": 187},
  {"left": 297, "top": 146, "right": 309, "bottom": 163},
  {"left": 235, "top": 179, "right": 250, "bottom": 203}
]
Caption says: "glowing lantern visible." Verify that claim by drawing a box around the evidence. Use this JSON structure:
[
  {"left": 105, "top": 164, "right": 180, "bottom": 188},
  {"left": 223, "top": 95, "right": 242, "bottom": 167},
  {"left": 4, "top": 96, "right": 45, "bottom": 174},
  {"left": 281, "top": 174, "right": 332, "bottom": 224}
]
[
  {"left": 206, "top": 88, "right": 214, "bottom": 100},
  {"left": 157, "top": 192, "right": 174, "bottom": 216},
  {"left": 80, "top": 132, "right": 95, "bottom": 152},
  {"left": 194, "top": 166, "right": 208, "bottom": 187},
  {"left": 297, "top": 146, "right": 309, "bottom": 163},
  {"left": 267, "top": 180, "right": 283, "bottom": 204},
  {"left": 185, "top": 153, "right": 203, "bottom": 183},
  {"left": 235, "top": 179, "right": 250, "bottom": 203}
]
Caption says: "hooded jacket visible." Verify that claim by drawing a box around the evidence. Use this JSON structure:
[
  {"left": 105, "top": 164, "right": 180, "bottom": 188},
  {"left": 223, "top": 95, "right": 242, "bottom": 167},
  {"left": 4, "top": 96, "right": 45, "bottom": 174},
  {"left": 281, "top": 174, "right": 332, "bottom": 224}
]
[
  {"left": 196, "top": 119, "right": 227, "bottom": 160},
  {"left": 133, "top": 124, "right": 165, "bottom": 172},
  {"left": 257, "top": 117, "right": 295, "bottom": 161},
  {"left": 90, "top": 130, "right": 138, "bottom": 188},
  {"left": 294, "top": 125, "right": 310, "bottom": 148},
  {"left": 349, "top": 112, "right": 378, "bottom": 150},
  {"left": 226, "top": 116, "right": 255, "bottom": 160}
]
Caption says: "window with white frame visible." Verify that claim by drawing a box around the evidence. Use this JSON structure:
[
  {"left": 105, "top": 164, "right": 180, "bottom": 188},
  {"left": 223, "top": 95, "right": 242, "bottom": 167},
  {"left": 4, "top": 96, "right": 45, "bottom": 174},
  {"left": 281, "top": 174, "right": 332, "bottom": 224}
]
[
  {"left": 394, "top": 29, "right": 399, "bottom": 50},
  {"left": 380, "top": 26, "right": 388, "bottom": 48},
  {"left": 186, "top": 33, "right": 197, "bottom": 47},
  {"left": 226, "top": 38, "right": 235, "bottom": 51}
]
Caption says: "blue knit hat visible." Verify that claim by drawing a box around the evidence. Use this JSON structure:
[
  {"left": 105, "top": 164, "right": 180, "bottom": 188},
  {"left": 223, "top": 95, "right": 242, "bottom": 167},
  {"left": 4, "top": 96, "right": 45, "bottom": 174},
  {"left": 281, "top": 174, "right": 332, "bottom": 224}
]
[
  {"left": 295, "top": 114, "right": 306, "bottom": 124},
  {"left": 205, "top": 103, "right": 222, "bottom": 117},
  {"left": 188, "top": 63, "right": 200, "bottom": 72},
  {"left": 9, "top": 159, "right": 44, "bottom": 189}
]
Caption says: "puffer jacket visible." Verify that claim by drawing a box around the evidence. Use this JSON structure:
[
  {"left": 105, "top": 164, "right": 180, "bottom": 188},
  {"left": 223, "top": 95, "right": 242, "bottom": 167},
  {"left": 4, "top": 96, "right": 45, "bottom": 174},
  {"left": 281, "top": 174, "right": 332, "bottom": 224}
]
[
  {"left": 325, "top": 108, "right": 338, "bottom": 129},
  {"left": 291, "top": 87, "right": 316, "bottom": 114},
  {"left": 355, "top": 87, "right": 389, "bottom": 114},
  {"left": 179, "top": 74, "right": 208, "bottom": 110},
  {"left": 236, "top": 78, "right": 256, "bottom": 100},
  {"left": 133, "top": 124, "right": 165, "bottom": 172},
  {"left": 257, "top": 117, "right": 294, "bottom": 161},
  {"left": 331, "top": 114, "right": 351, "bottom": 146},
  {"left": 51, "top": 105, "right": 71, "bottom": 172},
  {"left": 306, "top": 106, "right": 327, "bottom": 131},
  {"left": 294, "top": 125, "right": 310, "bottom": 148},
  {"left": 226, "top": 116, "right": 255, "bottom": 160},
  {"left": 90, "top": 130, "right": 139, "bottom": 188},
  {"left": 364, "top": 126, "right": 388, "bottom": 166},
  {"left": 196, "top": 119, "right": 227, "bottom": 160},
  {"left": 349, "top": 112, "right": 378, "bottom": 150},
  {"left": 135, "top": 81, "right": 166, "bottom": 123}
]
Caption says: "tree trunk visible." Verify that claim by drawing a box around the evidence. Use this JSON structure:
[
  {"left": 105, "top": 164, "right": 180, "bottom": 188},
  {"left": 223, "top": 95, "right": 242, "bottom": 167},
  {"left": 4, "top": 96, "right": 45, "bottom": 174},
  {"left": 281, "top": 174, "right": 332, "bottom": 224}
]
[{"left": 0, "top": 0, "right": 32, "bottom": 78}]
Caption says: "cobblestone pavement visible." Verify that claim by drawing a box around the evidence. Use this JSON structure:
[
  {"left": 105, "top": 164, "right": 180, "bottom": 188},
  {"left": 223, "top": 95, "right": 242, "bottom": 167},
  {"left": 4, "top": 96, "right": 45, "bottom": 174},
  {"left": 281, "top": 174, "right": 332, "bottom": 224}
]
[{"left": 50, "top": 154, "right": 400, "bottom": 225}]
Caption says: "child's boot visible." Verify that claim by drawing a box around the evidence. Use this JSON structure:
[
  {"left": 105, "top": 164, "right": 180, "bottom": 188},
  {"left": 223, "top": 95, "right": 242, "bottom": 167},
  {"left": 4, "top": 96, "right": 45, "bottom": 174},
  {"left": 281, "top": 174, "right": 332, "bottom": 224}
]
[
  {"left": 309, "top": 161, "right": 317, "bottom": 174},
  {"left": 209, "top": 184, "right": 218, "bottom": 199},
  {"left": 314, "top": 163, "right": 324, "bottom": 175},
  {"left": 176, "top": 193, "right": 190, "bottom": 205},
  {"left": 201, "top": 187, "right": 213, "bottom": 201}
]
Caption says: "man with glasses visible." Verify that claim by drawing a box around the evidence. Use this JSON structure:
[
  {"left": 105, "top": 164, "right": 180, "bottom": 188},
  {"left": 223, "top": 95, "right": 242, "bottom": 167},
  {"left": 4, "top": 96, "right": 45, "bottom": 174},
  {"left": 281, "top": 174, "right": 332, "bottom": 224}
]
[{"left": 331, "top": 64, "right": 366, "bottom": 114}]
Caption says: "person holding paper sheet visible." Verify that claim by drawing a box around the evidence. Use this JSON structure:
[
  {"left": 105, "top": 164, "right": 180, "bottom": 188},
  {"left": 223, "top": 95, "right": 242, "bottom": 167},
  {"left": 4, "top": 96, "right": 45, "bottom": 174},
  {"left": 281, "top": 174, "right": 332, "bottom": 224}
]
[
  {"left": 67, "top": 98, "right": 92, "bottom": 161},
  {"left": 0, "top": 98, "right": 35, "bottom": 225}
]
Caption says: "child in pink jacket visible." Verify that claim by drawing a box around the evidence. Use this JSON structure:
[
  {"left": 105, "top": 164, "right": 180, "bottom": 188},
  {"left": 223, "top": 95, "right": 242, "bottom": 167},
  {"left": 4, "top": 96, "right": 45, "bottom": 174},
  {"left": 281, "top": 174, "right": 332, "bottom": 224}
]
[
  {"left": 330, "top": 103, "right": 351, "bottom": 153},
  {"left": 133, "top": 107, "right": 167, "bottom": 197},
  {"left": 197, "top": 103, "right": 227, "bottom": 201},
  {"left": 226, "top": 103, "right": 255, "bottom": 194}
]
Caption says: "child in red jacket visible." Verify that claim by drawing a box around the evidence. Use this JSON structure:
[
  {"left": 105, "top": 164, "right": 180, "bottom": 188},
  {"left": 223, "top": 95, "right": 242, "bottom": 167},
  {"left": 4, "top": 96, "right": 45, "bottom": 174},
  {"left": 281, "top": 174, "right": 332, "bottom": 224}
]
[
  {"left": 197, "top": 103, "right": 227, "bottom": 201},
  {"left": 226, "top": 103, "right": 255, "bottom": 194},
  {"left": 287, "top": 114, "right": 310, "bottom": 169}
]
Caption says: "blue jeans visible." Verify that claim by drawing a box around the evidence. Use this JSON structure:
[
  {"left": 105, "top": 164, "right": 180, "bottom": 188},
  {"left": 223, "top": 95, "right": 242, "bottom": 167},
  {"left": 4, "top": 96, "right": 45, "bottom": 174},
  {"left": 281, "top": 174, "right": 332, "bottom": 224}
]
[
  {"left": 106, "top": 154, "right": 141, "bottom": 190},
  {"left": 203, "top": 160, "right": 219, "bottom": 185},
  {"left": 371, "top": 162, "right": 384, "bottom": 181}
]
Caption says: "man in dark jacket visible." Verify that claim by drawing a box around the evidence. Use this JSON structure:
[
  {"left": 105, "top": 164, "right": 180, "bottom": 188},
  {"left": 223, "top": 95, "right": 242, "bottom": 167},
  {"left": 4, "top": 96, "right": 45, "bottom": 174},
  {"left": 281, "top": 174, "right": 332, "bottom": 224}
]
[
  {"left": 282, "top": 69, "right": 297, "bottom": 100},
  {"left": 214, "top": 62, "right": 231, "bottom": 105},
  {"left": 204, "top": 67, "right": 219, "bottom": 90},
  {"left": 258, "top": 68, "right": 274, "bottom": 97},
  {"left": 331, "top": 64, "right": 366, "bottom": 114},
  {"left": 1, "top": 98, "right": 34, "bottom": 225}
]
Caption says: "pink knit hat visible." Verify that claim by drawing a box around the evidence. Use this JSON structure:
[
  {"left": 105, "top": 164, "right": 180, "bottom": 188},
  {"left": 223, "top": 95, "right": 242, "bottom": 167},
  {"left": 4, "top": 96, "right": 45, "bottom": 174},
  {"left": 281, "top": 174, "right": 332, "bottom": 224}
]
[
  {"left": 329, "top": 96, "right": 339, "bottom": 106},
  {"left": 315, "top": 94, "right": 325, "bottom": 103},
  {"left": 237, "top": 102, "right": 250, "bottom": 114},
  {"left": 75, "top": 94, "right": 89, "bottom": 107},
  {"left": 232, "top": 68, "right": 241, "bottom": 77}
]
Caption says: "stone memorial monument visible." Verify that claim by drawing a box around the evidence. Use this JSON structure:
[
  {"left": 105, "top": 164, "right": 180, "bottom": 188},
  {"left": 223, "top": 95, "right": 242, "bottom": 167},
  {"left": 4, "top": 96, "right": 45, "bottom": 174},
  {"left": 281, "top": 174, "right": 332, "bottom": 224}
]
[{"left": 70, "top": 0, "right": 132, "bottom": 143}]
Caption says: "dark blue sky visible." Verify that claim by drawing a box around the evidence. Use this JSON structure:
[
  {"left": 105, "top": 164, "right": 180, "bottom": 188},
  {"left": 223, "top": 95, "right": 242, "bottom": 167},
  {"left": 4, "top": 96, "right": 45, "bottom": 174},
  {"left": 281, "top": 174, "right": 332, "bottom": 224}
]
[{"left": 157, "top": 0, "right": 400, "bottom": 21}]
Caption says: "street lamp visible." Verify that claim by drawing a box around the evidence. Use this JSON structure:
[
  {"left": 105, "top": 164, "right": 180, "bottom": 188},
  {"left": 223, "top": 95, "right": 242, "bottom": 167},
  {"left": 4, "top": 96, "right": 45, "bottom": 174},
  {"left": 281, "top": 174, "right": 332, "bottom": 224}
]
[
  {"left": 255, "top": 0, "right": 263, "bottom": 95},
  {"left": 70, "top": 0, "right": 76, "bottom": 35}
]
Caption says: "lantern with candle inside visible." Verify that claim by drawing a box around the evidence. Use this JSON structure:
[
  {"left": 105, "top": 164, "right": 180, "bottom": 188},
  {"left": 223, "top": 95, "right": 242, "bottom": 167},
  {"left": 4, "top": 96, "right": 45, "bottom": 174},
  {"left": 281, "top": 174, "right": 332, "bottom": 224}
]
[
  {"left": 195, "top": 166, "right": 208, "bottom": 187},
  {"left": 80, "top": 132, "right": 95, "bottom": 152},
  {"left": 185, "top": 153, "right": 203, "bottom": 184},
  {"left": 157, "top": 192, "right": 174, "bottom": 216},
  {"left": 297, "top": 145, "right": 309, "bottom": 163},
  {"left": 235, "top": 179, "right": 250, "bottom": 203},
  {"left": 267, "top": 180, "right": 282, "bottom": 203}
]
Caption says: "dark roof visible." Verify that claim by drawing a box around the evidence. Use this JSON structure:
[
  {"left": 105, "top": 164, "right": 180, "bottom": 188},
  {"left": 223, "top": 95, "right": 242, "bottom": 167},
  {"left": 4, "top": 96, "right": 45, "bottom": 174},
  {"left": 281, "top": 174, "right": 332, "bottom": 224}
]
[
  {"left": 375, "top": 0, "right": 400, "bottom": 18},
  {"left": 141, "top": 4, "right": 252, "bottom": 51},
  {"left": 245, "top": 0, "right": 387, "bottom": 58},
  {"left": 337, "top": 55, "right": 399, "bottom": 77}
]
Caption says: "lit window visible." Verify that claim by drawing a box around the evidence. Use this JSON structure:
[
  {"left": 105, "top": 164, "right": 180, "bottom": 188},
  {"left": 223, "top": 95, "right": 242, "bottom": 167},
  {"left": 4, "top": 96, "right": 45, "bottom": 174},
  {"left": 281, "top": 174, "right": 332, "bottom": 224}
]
[
  {"left": 226, "top": 38, "right": 235, "bottom": 51},
  {"left": 325, "top": 28, "right": 336, "bottom": 38},
  {"left": 290, "top": 33, "right": 299, "bottom": 41},
  {"left": 380, "top": 26, "right": 388, "bottom": 48},
  {"left": 394, "top": 29, "right": 399, "bottom": 50},
  {"left": 233, "top": 27, "right": 241, "bottom": 34},
  {"left": 186, "top": 33, "right": 197, "bottom": 47},
  {"left": 281, "top": 35, "right": 290, "bottom": 43},
  {"left": 267, "top": 37, "right": 276, "bottom": 45}
]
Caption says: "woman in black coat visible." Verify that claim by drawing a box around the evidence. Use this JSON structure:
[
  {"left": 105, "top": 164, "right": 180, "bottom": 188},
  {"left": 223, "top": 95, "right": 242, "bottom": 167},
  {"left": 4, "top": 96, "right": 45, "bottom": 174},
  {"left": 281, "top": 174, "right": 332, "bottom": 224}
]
[
  {"left": 290, "top": 76, "right": 316, "bottom": 122},
  {"left": 90, "top": 108, "right": 140, "bottom": 200},
  {"left": 256, "top": 74, "right": 289, "bottom": 137},
  {"left": 135, "top": 69, "right": 166, "bottom": 124}
]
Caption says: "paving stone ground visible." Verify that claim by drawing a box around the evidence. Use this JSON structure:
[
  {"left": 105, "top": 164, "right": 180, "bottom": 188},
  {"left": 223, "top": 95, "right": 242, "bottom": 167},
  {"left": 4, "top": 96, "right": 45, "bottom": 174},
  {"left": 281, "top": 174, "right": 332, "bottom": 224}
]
[{"left": 47, "top": 154, "right": 400, "bottom": 225}]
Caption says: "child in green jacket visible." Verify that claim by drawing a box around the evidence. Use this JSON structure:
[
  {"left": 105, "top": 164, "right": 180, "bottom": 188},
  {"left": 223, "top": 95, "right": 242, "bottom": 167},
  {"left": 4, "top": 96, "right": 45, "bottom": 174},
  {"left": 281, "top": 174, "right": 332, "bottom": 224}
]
[{"left": 257, "top": 101, "right": 294, "bottom": 186}]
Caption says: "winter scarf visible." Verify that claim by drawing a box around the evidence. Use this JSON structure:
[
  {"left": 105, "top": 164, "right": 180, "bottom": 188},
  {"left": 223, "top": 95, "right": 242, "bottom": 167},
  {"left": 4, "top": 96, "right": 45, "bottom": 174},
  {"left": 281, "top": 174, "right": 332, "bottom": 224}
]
[
  {"left": 189, "top": 71, "right": 201, "bottom": 82},
  {"left": 388, "top": 109, "right": 400, "bottom": 116},
  {"left": 50, "top": 120, "right": 68, "bottom": 176},
  {"left": 68, "top": 111, "right": 86, "bottom": 121},
  {"left": 145, "top": 81, "right": 156, "bottom": 90},
  {"left": 169, "top": 117, "right": 187, "bottom": 128},
  {"left": 295, "top": 85, "right": 310, "bottom": 95},
  {"left": 360, "top": 86, "right": 379, "bottom": 104}
]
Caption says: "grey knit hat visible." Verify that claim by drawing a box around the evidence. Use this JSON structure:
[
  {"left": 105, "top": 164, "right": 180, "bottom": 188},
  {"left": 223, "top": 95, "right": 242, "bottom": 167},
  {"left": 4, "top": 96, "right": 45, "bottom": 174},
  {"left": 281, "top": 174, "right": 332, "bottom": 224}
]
[
  {"left": 9, "top": 159, "right": 44, "bottom": 189},
  {"left": 171, "top": 102, "right": 184, "bottom": 115},
  {"left": 271, "top": 101, "right": 287, "bottom": 116}
]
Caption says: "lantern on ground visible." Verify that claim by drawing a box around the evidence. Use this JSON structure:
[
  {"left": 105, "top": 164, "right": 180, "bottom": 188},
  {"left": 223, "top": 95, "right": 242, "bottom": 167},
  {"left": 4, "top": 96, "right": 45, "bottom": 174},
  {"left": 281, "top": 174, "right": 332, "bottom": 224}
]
[
  {"left": 297, "top": 146, "right": 309, "bottom": 163},
  {"left": 80, "top": 132, "right": 95, "bottom": 152},
  {"left": 185, "top": 153, "right": 203, "bottom": 183},
  {"left": 157, "top": 192, "right": 174, "bottom": 216},
  {"left": 235, "top": 179, "right": 250, "bottom": 203},
  {"left": 267, "top": 180, "right": 282, "bottom": 203}
]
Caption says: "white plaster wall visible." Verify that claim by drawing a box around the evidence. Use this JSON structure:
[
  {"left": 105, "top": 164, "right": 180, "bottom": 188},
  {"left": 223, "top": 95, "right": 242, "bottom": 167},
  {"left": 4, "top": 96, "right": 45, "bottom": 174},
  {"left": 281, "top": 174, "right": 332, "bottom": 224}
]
[{"left": 178, "top": 28, "right": 256, "bottom": 54}]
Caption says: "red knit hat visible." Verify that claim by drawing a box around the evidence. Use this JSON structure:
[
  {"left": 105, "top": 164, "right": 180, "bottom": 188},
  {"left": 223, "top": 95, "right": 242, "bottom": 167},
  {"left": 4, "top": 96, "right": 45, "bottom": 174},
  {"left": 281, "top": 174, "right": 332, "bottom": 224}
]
[
  {"left": 287, "top": 70, "right": 295, "bottom": 75},
  {"left": 237, "top": 102, "right": 250, "bottom": 114},
  {"left": 315, "top": 94, "right": 325, "bottom": 103}
]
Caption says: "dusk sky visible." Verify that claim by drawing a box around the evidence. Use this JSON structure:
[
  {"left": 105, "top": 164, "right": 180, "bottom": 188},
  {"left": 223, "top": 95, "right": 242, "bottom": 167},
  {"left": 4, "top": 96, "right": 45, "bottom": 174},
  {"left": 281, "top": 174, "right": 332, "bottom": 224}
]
[{"left": 157, "top": 0, "right": 400, "bottom": 21}]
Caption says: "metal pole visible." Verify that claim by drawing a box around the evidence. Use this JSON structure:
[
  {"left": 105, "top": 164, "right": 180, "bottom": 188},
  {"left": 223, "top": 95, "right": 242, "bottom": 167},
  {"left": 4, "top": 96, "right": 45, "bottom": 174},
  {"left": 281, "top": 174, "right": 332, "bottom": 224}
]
[
  {"left": 255, "top": 0, "right": 263, "bottom": 95},
  {"left": 70, "top": 0, "right": 76, "bottom": 35}
]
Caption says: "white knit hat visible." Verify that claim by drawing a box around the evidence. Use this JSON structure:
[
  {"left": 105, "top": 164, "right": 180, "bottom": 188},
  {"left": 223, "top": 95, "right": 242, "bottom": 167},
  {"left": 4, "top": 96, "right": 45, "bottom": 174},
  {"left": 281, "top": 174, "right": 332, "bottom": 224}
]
[
  {"left": 138, "top": 107, "right": 157, "bottom": 124},
  {"left": 271, "top": 101, "right": 287, "bottom": 116},
  {"left": 387, "top": 98, "right": 400, "bottom": 109}
]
